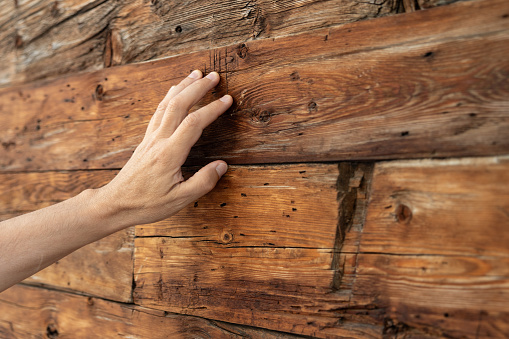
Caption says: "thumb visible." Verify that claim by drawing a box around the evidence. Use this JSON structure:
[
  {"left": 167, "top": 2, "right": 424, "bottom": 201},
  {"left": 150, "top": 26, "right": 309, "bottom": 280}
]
[{"left": 179, "top": 160, "right": 228, "bottom": 202}]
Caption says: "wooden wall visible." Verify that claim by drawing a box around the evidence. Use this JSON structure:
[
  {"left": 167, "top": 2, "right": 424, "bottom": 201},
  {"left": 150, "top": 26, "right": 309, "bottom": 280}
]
[{"left": 1, "top": 0, "right": 508, "bottom": 337}]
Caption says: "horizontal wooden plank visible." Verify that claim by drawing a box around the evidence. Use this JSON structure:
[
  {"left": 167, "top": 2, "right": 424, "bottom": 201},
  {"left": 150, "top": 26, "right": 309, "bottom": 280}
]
[
  {"left": 0, "top": 284, "right": 303, "bottom": 338},
  {"left": 350, "top": 155, "right": 509, "bottom": 338},
  {"left": 132, "top": 163, "right": 396, "bottom": 338},
  {"left": 0, "top": 0, "right": 399, "bottom": 87},
  {"left": 360, "top": 156, "right": 509, "bottom": 256},
  {"left": 0, "top": 170, "right": 134, "bottom": 302},
  {"left": 136, "top": 164, "right": 341, "bottom": 247},
  {"left": 353, "top": 253, "right": 509, "bottom": 338},
  {"left": 0, "top": 0, "right": 507, "bottom": 171}
]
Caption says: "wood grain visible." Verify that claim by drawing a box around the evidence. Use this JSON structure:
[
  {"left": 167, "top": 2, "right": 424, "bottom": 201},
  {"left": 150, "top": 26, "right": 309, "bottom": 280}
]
[
  {"left": 0, "top": 0, "right": 508, "bottom": 171},
  {"left": 353, "top": 253, "right": 509, "bottom": 338},
  {"left": 0, "top": 284, "right": 304, "bottom": 338},
  {"left": 0, "top": 0, "right": 399, "bottom": 87},
  {"left": 360, "top": 156, "right": 509, "bottom": 256},
  {"left": 0, "top": 0, "right": 117, "bottom": 87},
  {"left": 0, "top": 170, "right": 134, "bottom": 302},
  {"left": 133, "top": 163, "right": 388, "bottom": 338},
  {"left": 351, "top": 156, "right": 509, "bottom": 338}
]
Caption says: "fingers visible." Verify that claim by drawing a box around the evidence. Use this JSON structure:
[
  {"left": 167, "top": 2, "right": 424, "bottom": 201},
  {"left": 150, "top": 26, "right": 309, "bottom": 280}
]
[
  {"left": 158, "top": 72, "right": 221, "bottom": 137},
  {"left": 169, "top": 94, "right": 233, "bottom": 166},
  {"left": 145, "top": 70, "right": 202, "bottom": 135},
  {"left": 178, "top": 160, "right": 228, "bottom": 204}
]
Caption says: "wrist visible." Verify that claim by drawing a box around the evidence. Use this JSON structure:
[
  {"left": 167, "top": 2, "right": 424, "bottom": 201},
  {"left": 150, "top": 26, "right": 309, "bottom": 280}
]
[{"left": 79, "top": 187, "right": 128, "bottom": 234}]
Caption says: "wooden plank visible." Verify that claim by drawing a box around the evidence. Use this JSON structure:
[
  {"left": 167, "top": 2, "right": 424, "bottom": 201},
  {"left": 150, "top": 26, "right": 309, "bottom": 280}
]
[
  {"left": 0, "top": 0, "right": 118, "bottom": 88},
  {"left": 360, "top": 156, "right": 509, "bottom": 256},
  {"left": 353, "top": 254, "right": 509, "bottom": 338},
  {"left": 132, "top": 163, "right": 393, "bottom": 338},
  {"left": 0, "top": 0, "right": 508, "bottom": 171},
  {"left": 350, "top": 156, "right": 509, "bottom": 338},
  {"left": 0, "top": 170, "right": 134, "bottom": 302},
  {"left": 0, "top": 284, "right": 303, "bottom": 338},
  {"left": 0, "top": 0, "right": 399, "bottom": 87}
]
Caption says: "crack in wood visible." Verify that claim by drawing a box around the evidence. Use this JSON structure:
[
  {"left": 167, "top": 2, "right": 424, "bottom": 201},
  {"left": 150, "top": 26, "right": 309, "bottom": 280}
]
[{"left": 331, "top": 162, "right": 374, "bottom": 291}]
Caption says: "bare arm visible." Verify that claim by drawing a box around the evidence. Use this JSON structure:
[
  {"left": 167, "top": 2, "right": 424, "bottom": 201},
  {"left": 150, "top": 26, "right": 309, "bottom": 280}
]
[{"left": 0, "top": 70, "right": 232, "bottom": 292}]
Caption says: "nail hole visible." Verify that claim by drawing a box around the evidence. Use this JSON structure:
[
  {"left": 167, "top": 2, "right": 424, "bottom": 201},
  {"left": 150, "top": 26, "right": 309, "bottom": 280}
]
[{"left": 46, "top": 324, "right": 59, "bottom": 338}]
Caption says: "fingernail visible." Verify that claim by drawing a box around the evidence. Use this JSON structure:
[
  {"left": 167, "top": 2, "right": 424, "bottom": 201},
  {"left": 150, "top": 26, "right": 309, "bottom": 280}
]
[
  {"left": 206, "top": 72, "right": 219, "bottom": 80},
  {"left": 188, "top": 70, "right": 201, "bottom": 79},
  {"left": 220, "top": 95, "right": 231, "bottom": 103},
  {"left": 215, "top": 162, "right": 228, "bottom": 177}
]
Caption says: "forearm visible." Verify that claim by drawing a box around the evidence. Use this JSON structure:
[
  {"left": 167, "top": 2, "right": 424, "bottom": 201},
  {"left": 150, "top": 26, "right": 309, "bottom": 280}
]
[{"left": 0, "top": 188, "right": 122, "bottom": 292}]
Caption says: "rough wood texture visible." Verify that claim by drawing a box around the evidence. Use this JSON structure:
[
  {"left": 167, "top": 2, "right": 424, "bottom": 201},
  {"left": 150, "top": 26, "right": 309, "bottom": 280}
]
[
  {"left": 133, "top": 163, "right": 388, "bottom": 338},
  {"left": 1, "top": 0, "right": 507, "bottom": 171},
  {"left": 361, "top": 156, "right": 509, "bottom": 256},
  {"left": 0, "top": 0, "right": 399, "bottom": 87},
  {"left": 0, "top": 170, "right": 134, "bottom": 302},
  {"left": 134, "top": 157, "right": 509, "bottom": 338},
  {"left": 404, "top": 0, "right": 467, "bottom": 12},
  {"left": 352, "top": 156, "right": 509, "bottom": 338},
  {"left": 0, "top": 284, "right": 303, "bottom": 338}
]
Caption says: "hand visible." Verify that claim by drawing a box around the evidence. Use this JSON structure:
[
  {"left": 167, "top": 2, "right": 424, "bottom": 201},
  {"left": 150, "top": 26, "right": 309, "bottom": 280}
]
[{"left": 96, "top": 70, "right": 232, "bottom": 228}]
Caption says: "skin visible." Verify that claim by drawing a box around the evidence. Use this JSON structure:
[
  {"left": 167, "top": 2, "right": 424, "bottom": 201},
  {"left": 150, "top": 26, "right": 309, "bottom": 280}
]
[{"left": 0, "top": 70, "right": 232, "bottom": 293}]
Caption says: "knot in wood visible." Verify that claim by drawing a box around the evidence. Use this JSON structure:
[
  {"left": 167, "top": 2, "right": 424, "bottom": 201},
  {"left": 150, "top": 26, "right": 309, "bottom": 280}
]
[
  {"left": 308, "top": 101, "right": 317, "bottom": 113},
  {"left": 250, "top": 109, "right": 271, "bottom": 125},
  {"left": 221, "top": 231, "right": 234, "bottom": 244},
  {"left": 237, "top": 43, "right": 248, "bottom": 59},
  {"left": 395, "top": 204, "right": 412, "bottom": 224}
]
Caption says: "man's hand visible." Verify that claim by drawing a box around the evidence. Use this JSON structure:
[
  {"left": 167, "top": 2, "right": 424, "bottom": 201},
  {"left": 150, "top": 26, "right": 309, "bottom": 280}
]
[{"left": 96, "top": 70, "right": 233, "bottom": 228}]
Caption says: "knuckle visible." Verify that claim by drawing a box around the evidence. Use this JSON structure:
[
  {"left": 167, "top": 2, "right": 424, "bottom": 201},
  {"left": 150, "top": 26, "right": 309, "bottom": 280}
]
[
  {"left": 183, "top": 112, "right": 200, "bottom": 128},
  {"left": 156, "top": 101, "right": 166, "bottom": 112},
  {"left": 165, "top": 99, "right": 181, "bottom": 113}
]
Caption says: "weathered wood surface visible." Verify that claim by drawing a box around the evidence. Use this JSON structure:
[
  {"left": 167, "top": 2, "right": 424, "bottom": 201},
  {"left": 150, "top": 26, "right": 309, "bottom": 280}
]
[
  {"left": 0, "top": 170, "right": 134, "bottom": 302},
  {"left": 0, "top": 0, "right": 507, "bottom": 171},
  {"left": 402, "top": 0, "right": 466, "bottom": 12},
  {"left": 0, "top": 0, "right": 400, "bottom": 87},
  {"left": 354, "top": 254, "right": 509, "bottom": 338},
  {"left": 0, "top": 284, "right": 304, "bottom": 339},
  {"left": 352, "top": 156, "right": 509, "bottom": 338},
  {"left": 133, "top": 163, "right": 389, "bottom": 338},
  {"left": 134, "top": 157, "right": 509, "bottom": 338},
  {"left": 361, "top": 156, "right": 509, "bottom": 257}
]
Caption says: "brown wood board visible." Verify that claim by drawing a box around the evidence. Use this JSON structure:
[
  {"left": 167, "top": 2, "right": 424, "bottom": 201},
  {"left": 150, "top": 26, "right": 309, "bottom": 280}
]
[
  {"left": 0, "top": 0, "right": 400, "bottom": 87},
  {"left": 0, "top": 170, "right": 134, "bottom": 302},
  {"left": 0, "top": 0, "right": 508, "bottom": 171},
  {"left": 353, "top": 253, "right": 509, "bottom": 338},
  {"left": 0, "top": 284, "right": 304, "bottom": 338},
  {"left": 352, "top": 156, "right": 509, "bottom": 338},
  {"left": 134, "top": 157, "right": 509, "bottom": 337},
  {"left": 360, "top": 156, "right": 509, "bottom": 257},
  {"left": 133, "top": 163, "right": 387, "bottom": 338}
]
